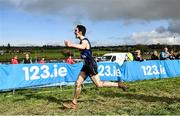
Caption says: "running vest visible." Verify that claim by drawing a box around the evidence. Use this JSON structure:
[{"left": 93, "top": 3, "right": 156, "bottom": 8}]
[
  {"left": 80, "top": 38, "right": 98, "bottom": 75},
  {"left": 80, "top": 38, "right": 92, "bottom": 59}
]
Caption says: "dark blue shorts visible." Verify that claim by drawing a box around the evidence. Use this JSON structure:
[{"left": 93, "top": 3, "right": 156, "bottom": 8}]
[{"left": 81, "top": 63, "right": 98, "bottom": 76}]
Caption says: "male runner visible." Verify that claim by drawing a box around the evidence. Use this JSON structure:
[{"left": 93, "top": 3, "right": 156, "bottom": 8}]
[{"left": 63, "top": 25, "right": 128, "bottom": 109}]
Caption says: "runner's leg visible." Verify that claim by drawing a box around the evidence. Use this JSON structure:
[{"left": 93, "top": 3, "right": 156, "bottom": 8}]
[
  {"left": 91, "top": 74, "right": 118, "bottom": 87},
  {"left": 72, "top": 71, "right": 87, "bottom": 104},
  {"left": 91, "top": 74, "right": 128, "bottom": 90}
]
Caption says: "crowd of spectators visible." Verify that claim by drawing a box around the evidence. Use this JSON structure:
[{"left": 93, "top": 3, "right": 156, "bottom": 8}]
[
  {"left": 159, "top": 47, "right": 178, "bottom": 60},
  {"left": 127, "top": 47, "right": 180, "bottom": 62},
  {"left": 11, "top": 53, "right": 45, "bottom": 64}
]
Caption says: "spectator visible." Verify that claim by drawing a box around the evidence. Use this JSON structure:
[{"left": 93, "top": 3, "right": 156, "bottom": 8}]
[
  {"left": 175, "top": 51, "right": 180, "bottom": 59},
  {"left": 65, "top": 56, "right": 75, "bottom": 64},
  {"left": 151, "top": 50, "right": 159, "bottom": 60},
  {"left": 169, "top": 50, "right": 176, "bottom": 60},
  {"left": 39, "top": 57, "right": 45, "bottom": 64},
  {"left": 126, "top": 52, "right": 134, "bottom": 61},
  {"left": 135, "top": 50, "right": 143, "bottom": 61},
  {"left": 160, "top": 47, "right": 170, "bottom": 60},
  {"left": 21, "top": 53, "right": 32, "bottom": 64},
  {"left": 11, "top": 55, "right": 19, "bottom": 64}
]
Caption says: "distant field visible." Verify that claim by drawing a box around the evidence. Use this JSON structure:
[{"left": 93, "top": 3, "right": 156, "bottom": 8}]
[{"left": 0, "top": 77, "right": 179, "bottom": 115}]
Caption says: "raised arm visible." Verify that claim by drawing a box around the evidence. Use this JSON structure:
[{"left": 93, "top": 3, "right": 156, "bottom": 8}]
[{"left": 64, "top": 40, "right": 88, "bottom": 50}]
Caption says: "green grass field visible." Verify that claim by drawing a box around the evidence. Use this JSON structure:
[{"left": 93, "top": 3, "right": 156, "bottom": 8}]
[{"left": 0, "top": 77, "right": 179, "bottom": 115}]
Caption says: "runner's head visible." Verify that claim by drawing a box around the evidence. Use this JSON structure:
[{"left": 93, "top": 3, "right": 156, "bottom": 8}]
[{"left": 74, "top": 25, "right": 86, "bottom": 38}]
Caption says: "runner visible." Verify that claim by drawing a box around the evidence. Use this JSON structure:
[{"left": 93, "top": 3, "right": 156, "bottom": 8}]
[{"left": 63, "top": 25, "right": 128, "bottom": 109}]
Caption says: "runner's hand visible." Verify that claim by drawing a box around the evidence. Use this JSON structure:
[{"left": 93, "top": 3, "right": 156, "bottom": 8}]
[{"left": 64, "top": 40, "right": 72, "bottom": 47}]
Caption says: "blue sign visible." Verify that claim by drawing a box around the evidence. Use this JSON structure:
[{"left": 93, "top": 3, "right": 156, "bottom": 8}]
[
  {"left": 0, "top": 60, "right": 179, "bottom": 90},
  {"left": 121, "top": 60, "right": 180, "bottom": 81}
]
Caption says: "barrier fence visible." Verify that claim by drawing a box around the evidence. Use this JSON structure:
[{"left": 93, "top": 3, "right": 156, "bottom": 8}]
[{"left": 0, "top": 60, "right": 180, "bottom": 91}]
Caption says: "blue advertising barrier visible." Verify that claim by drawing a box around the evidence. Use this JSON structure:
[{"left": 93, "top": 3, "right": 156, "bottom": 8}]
[
  {"left": 0, "top": 60, "right": 179, "bottom": 90},
  {"left": 121, "top": 60, "right": 180, "bottom": 81}
]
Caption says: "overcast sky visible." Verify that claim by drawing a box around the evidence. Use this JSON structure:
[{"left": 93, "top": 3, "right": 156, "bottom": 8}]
[{"left": 0, "top": 0, "right": 180, "bottom": 46}]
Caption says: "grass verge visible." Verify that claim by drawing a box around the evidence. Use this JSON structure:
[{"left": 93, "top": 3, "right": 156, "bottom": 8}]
[{"left": 0, "top": 77, "right": 179, "bottom": 115}]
